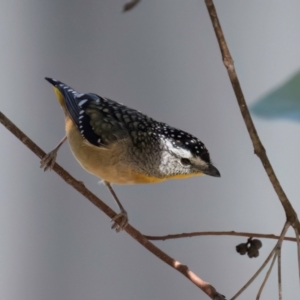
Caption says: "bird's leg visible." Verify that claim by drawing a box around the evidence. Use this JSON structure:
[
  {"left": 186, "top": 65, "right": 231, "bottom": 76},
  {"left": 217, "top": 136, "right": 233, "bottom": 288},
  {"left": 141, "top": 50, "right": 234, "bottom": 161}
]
[
  {"left": 104, "top": 181, "right": 128, "bottom": 232},
  {"left": 40, "top": 136, "right": 67, "bottom": 171}
]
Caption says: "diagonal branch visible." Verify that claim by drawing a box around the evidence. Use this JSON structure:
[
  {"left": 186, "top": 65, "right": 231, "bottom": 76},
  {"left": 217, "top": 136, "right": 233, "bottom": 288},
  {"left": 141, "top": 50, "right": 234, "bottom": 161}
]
[
  {"left": 204, "top": 0, "right": 299, "bottom": 230},
  {"left": 231, "top": 222, "right": 290, "bottom": 300},
  {"left": 256, "top": 251, "right": 278, "bottom": 300},
  {"left": 277, "top": 246, "right": 282, "bottom": 300},
  {"left": 0, "top": 111, "right": 225, "bottom": 300},
  {"left": 294, "top": 228, "right": 300, "bottom": 288}
]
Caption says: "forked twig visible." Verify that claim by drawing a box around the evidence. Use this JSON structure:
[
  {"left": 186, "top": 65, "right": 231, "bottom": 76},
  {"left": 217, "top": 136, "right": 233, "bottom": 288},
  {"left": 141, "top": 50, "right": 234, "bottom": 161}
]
[
  {"left": 203, "top": 1, "right": 300, "bottom": 298},
  {"left": 204, "top": 0, "right": 299, "bottom": 230},
  {"left": 231, "top": 222, "right": 290, "bottom": 300},
  {"left": 256, "top": 251, "right": 278, "bottom": 300}
]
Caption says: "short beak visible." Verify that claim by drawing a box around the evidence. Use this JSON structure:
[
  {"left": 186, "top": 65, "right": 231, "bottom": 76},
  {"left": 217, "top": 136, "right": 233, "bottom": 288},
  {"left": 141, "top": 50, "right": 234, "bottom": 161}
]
[{"left": 204, "top": 164, "right": 221, "bottom": 177}]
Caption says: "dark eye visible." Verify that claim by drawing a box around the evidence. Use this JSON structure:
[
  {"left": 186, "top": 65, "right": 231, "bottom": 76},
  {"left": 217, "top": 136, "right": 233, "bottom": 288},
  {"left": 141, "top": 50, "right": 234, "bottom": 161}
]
[{"left": 181, "top": 158, "right": 191, "bottom": 166}]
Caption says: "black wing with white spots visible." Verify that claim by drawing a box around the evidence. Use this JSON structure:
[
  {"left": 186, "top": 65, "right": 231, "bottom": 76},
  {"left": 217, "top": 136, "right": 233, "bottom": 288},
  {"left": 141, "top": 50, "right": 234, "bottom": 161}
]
[
  {"left": 45, "top": 78, "right": 157, "bottom": 147},
  {"left": 45, "top": 78, "right": 104, "bottom": 146}
]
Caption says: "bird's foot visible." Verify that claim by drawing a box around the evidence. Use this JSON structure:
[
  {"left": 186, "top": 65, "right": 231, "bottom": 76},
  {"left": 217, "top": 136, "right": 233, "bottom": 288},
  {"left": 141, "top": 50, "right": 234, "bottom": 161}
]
[
  {"left": 40, "top": 149, "right": 58, "bottom": 171},
  {"left": 111, "top": 210, "right": 128, "bottom": 232}
]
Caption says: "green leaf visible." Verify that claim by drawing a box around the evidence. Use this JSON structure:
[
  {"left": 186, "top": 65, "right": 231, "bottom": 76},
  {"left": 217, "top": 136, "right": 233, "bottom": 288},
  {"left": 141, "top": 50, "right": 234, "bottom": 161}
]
[{"left": 250, "top": 71, "right": 300, "bottom": 121}]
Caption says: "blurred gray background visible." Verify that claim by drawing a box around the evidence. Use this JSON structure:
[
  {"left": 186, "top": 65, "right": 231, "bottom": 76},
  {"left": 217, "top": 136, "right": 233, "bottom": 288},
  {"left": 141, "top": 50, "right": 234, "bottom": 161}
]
[{"left": 1, "top": 1, "right": 300, "bottom": 299}]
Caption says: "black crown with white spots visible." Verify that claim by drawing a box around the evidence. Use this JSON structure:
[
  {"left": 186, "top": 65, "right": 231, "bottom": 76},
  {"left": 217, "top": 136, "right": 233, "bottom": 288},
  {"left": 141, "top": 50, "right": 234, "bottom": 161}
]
[
  {"left": 161, "top": 127, "right": 210, "bottom": 163},
  {"left": 45, "top": 78, "right": 211, "bottom": 164}
]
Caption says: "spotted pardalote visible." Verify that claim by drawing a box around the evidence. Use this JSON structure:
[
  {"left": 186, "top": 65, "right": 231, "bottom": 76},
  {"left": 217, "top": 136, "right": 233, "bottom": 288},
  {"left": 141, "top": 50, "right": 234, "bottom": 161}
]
[{"left": 42, "top": 78, "right": 220, "bottom": 231}]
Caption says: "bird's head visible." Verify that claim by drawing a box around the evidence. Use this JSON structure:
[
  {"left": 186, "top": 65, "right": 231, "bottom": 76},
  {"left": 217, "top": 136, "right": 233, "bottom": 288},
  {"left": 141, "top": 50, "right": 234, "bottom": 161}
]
[{"left": 158, "top": 128, "right": 220, "bottom": 179}]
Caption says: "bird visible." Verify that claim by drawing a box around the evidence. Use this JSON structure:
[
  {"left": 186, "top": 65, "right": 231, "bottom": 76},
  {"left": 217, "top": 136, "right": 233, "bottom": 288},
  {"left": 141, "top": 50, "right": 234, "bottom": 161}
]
[{"left": 41, "top": 77, "right": 220, "bottom": 232}]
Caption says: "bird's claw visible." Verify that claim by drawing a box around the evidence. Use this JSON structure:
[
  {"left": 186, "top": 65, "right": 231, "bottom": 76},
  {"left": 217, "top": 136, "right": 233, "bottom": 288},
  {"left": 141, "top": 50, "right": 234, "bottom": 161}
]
[
  {"left": 111, "top": 210, "right": 128, "bottom": 232},
  {"left": 40, "top": 149, "right": 58, "bottom": 171}
]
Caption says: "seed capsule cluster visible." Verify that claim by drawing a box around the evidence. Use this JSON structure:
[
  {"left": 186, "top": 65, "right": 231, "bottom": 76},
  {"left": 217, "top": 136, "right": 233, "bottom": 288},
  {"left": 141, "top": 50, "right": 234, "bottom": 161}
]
[{"left": 236, "top": 238, "right": 262, "bottom": 258}]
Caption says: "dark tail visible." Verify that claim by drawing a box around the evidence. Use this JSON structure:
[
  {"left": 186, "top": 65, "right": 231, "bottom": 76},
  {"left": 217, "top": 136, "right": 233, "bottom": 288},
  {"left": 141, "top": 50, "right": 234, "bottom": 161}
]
[
  {"left": 45, "top": 77, "right": 62, "bottom": 87},
  {"left": 45, "top": 77, "right": 85, "bottom": 132}
]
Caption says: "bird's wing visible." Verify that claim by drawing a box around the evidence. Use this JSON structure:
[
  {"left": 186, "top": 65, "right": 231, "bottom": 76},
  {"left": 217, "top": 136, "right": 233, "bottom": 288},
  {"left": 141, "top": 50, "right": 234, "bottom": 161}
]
[{"left": 45, "top": 78, "right": 154, "bottom": 147}]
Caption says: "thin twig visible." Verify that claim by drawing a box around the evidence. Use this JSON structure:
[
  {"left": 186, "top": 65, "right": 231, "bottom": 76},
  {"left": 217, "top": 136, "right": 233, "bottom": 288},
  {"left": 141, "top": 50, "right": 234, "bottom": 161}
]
[
  {"left": 0, "top": 110, "right": 225, "bottom": 300},
  {"left": 256, "top": 251, "right": 278, "bottom": 300},
  {"left": 145, "top": 231, "right": 297, "bottom": 242},
  {"left": 123, "top": 0, "right": 141, "bottom": 12},
  {"left": 278, "top": 247, "right": 282, "bottom": 300},
  {"left": 294, "top": 228, "right": 300, "bottom": 288},
  {"left": 231, "top": 222, "right": 290, "bottom": 300},
  {"left": 204, "top": 0, "right": 299, "bottom": 230}
]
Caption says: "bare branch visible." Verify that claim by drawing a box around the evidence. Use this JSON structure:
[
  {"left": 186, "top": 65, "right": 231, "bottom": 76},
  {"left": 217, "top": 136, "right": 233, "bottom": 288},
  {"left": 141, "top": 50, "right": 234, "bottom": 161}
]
[
  {"left": 256, "top": 251, "right": 278, "bottom": 300},
  {"left": 294, "top": 228, "right": 300, "bottom": 288},
  {"left": 204, "top": 0, "right": 299, "bottom": 230},
  {"left": 278, "top": 247, "right": 282, "bottom": 300},
  {"left": 231, "top": 222, "right": 290, "bottom": 300},
  {"left": 145, "top": 231, "right": 297, "bottom": 242},
  {"left": 0, "top": 110, "right": 225, "bottom": 300}
]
